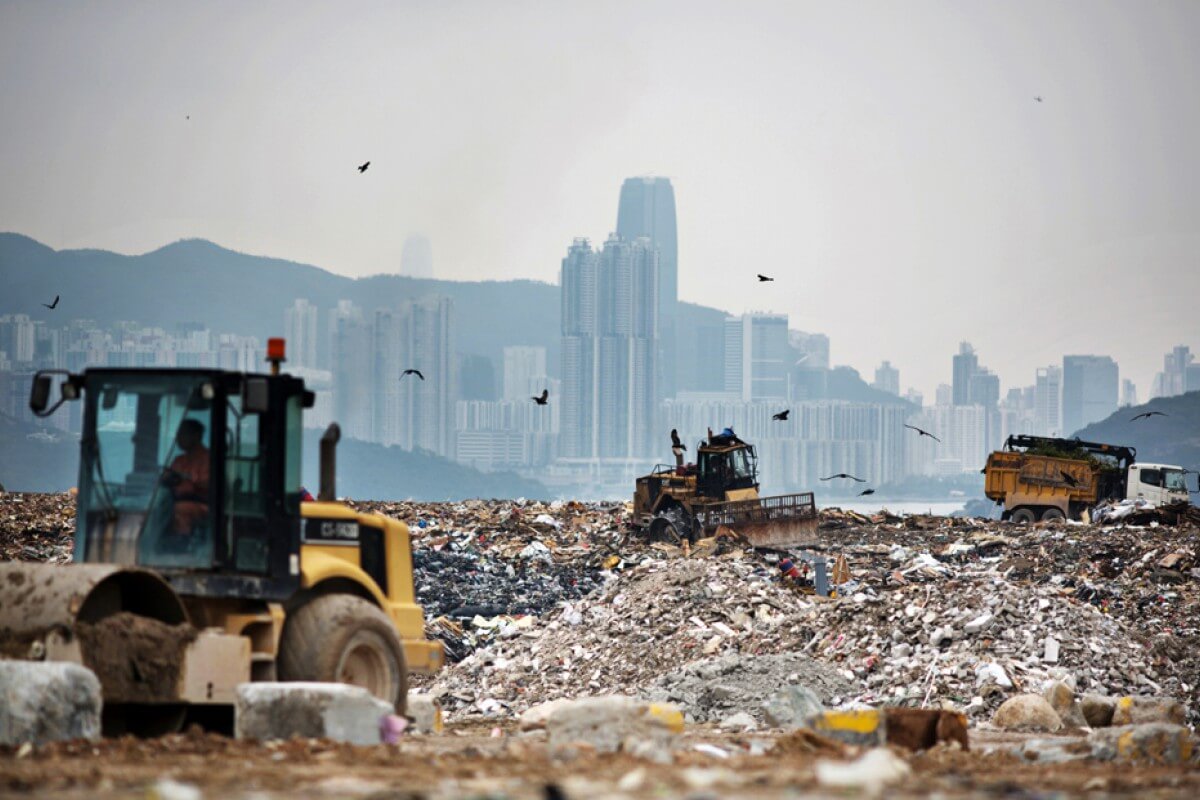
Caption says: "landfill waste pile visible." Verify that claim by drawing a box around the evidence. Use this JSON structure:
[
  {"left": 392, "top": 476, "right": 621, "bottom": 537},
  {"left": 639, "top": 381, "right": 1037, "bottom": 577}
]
[{"left": 0, "top": 491, "right": 74, "bottom": 563}]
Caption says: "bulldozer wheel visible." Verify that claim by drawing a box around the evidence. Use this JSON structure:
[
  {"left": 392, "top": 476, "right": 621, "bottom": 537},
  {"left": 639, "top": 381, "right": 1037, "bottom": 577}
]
[
  {"left": 278, "top": 594, "right": 408, "bottom": 712},
  {"left": 649, "top": 507, "right": 692, "bottom": 545},
  {"left": 1010, "top": 507, "right": 1037, "bottom": 524}
]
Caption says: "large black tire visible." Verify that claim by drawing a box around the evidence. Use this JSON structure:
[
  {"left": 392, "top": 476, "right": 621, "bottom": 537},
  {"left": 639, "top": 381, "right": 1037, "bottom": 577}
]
[
  {"left": 1010, "top": 507, "right": 1037, "bottom": 524},
  {"left": 1041, "top": 507, "right": 1065, "bottom": 522},
  {"left": 277, "top": 594, "right": 408, "bottom": 712},
  {"left": 648, "top": 506, "right": 693, "bottom": 545}
]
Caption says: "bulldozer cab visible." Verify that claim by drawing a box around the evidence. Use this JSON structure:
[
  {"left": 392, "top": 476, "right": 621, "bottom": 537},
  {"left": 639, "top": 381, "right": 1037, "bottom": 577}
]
[
  {"left": 30, "top": 367, "right": 313, "bottom": 601},
  {"left": 696, "top": 443, "right": 759, "bottom": 500}
]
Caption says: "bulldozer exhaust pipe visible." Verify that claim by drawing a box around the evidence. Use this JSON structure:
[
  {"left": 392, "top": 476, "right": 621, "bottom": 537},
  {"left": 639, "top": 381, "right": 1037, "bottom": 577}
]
[{"left": 319, "top": 423, "right": 341, "bottom": 501}]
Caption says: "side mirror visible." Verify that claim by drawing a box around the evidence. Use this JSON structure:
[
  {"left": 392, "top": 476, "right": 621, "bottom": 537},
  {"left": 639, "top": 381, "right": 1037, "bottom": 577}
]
[{"left": 29, "top": 370, "right": 79, "bottom": 418}]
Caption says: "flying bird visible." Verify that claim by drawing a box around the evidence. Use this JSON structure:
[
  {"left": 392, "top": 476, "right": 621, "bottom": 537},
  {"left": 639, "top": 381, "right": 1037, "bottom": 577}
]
[
  {"left": 400, "top": 369, "right": 425, "bottom": 381},
  {"left": 1059, "top": 470, "right": 1079, "bottom": 487},
  {"left": 42, "top": 295, "right": 59, "bottom": 310},
  {"left": 1131, "top": 411, "right": 1167, "bottom": 421},
  {"left": 772, "top": 409, "right": 789, "bottom": 421},
  {"left": 858, "top": 488, "right": 875, "bottom": 496},
  {"left": 904, "top": 424, "right": 942, "bottom": 443},
  {"left": 357, "top": 161, "right": 370, "bottom": 173},
  {"left": 1034, "top": 96, "right": 1043, "bottom": 103},
  {"left": 757, "top": 274, "right": 774, "bottom": 282},
  {"left": 532, "top": 389, "right": 549, "bottom": 406},
  {"left": 821, "top": 473, "right": 866, "bottom": 482},
  {"left": 670, "top": 429, "right": 686, "bottom": 451}
]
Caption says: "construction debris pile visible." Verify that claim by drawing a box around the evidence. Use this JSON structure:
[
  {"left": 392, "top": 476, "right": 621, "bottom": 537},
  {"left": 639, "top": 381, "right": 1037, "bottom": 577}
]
[{"left": 0, "top": 492, "right": 73, "bottom": 563}]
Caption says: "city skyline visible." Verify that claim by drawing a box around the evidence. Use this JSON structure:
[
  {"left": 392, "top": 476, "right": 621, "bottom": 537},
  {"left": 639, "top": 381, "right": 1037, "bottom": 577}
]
[{"left": 2, "top": 2, "right": 1198, "bottom": 402}]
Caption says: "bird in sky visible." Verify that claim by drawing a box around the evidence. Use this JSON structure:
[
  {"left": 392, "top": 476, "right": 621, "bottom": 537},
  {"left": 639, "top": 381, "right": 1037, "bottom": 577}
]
[
  {"left": 532, "top": 389, "right": 549, "bottom": 406},
  {"left": 670, "top": 429, "right": 686, "bottom": 451},
  {"left": 858, "top": 488, "right": 875, "bottom": 496},
  {"left": 1034, "top": 96, "right": 1043, "bottom": 103},
  {"left": 757, "top": 274, "right": 774, "bottom": 282},
  {"left": 904, "top": 424, "right": 942, "bottom": 443},
  {"left": 1059, "top": 470, "right": 1079, "bottom": 487},
  {"left": 1131, "top": 411, "right": 1167, "bottom": 421},
  {"left": 42, "top": 295, "right": 59, "bottom": 310},
  {"left": 821, "top": 473, "right": 866, "bottom": 482},
  {"left": 400, "top": 369, "right": 425, "bottom": 381},
  {"left": 772, "top": 409, "right": 789, "bottom": 421},
  {"left": 357, "top": 161, "right": 370, "bottom": 173}
]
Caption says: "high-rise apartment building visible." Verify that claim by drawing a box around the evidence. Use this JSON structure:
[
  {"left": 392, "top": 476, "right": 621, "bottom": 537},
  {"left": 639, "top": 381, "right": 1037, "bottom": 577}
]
[
  {"left": 1034, "top": 366, "right": 1061, "bottom": 436},
  {"left": 1120, "top": 379, "right": 1138, "bottom": 408},
  {"left": 284, "top": 299, "right": 319, "bottom": 369},
  {"left": 951, "top": 342, "right": 978, "bottom": 406},
  {"left": 328, "top": 301, "right": 372, "bottom": 441},
  {"left": 1151, "top": 345, "right": 1192, "bottom": 399},
  {"left": 724, "top": 313, "right": 789, "bottom": 401},
  {"left": 616, "top": 177, "right": 677, "bottom": 398},
  {"left": 559, "top": 235, "right": 658, "bottom": 459},
  {"left": 1061, "top": 355, "right": 1118, "bottom": 436},
  {"left": 873, "top": 361, "right": 900, "bottom": 396},
  {"left": 0, "top": 314, "right": 36, "bottom": 365},
  {"left": 396, "top": 297, "right": 456, "bottom": 457},
  {"left": 968, "top": 369, "right": 1000, "bottom": 409},
  {"left": 399, "top": 234, "right": 433, "bottom": 279},
  {"left": 503, "top": 346, "right": 548, "bottom": 402}
]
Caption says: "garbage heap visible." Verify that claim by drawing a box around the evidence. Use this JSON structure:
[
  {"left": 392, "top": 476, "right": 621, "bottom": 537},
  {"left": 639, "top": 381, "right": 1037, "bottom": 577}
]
[{"left": 0, "top": 492, "right": 74, "bottom": 563}]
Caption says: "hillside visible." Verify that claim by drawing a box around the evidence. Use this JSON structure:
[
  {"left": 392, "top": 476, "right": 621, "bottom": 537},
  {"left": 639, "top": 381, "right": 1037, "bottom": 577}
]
[{"left": 1073, "top": 391, "right": 1200, "bottom": 469}]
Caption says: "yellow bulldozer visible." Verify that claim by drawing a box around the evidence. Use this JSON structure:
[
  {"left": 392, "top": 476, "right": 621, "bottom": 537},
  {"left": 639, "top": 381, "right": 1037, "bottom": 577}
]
[
  {"left": 631, "top": 428, "right": 817, "bottom": 548},
  {"left": 0, "top": 339, "right": 442, "bottom": 734}
]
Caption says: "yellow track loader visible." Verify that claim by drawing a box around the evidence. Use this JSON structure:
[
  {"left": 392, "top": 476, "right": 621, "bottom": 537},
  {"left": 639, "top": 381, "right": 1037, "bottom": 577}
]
[
  {"left": 0, "top": 339, "right": 443, "bottom": 735},
  {"left": 631, "top": 429, "right": 817, "bottom": 548}
]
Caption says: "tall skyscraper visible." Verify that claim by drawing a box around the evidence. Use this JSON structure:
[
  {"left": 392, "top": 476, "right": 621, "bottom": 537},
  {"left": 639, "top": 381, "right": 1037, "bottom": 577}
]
[
  {"left": 1152, "top": 345, "right": 1192, "bottom": 399},
  {"left": 399, "top": 234, "right": 433, "bottom": 279},
  {"left": 1062, "top": 355, "right": 1118, "bottom": 435},
  {"left": 724, "top": 313, "right": 789, "bottom": 401},
  {"left": 873, "top": 361, "right": 900, "bottom": 396},
  {"left": 284, "top": 299, "right": 319, "bottom": 369},
  {"left": 1120, "top": 379, "right": 1138, "bottom": 408},
  {"left": 559, "top": 235, "right": 658, "bottom": 459},
  {"left": 951, "top": 342, "right": 978, "bottom": 406},
  {"left": 503, "top": 346, "right": 548, "bottom": 401},
  {"left": 616, "top": 177, "right": 677, "bottom": 398},
  {"left": 1035, "top": 366, "right": 1062, "bottom": 436},
  {"left": 397, "top": 297, "right": 456, "bottom": 457},
  {"left": 328, "top": 301, "right": 371, "bottom": 441}
]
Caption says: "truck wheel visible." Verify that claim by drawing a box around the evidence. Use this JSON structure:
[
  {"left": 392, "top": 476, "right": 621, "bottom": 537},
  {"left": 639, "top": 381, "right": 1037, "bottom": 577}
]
[
  {"left": 1041, "top": 507, "right": 1065, "bottom": 522},
  {"left": 1010, "top": 507, "right": 1036, "bottom": 524},
  {"left": 648, "top": 507, "right": 692, "bottom": 545},
  {"left": 278, "top": 593, "right": 408, "bottom": 712}
]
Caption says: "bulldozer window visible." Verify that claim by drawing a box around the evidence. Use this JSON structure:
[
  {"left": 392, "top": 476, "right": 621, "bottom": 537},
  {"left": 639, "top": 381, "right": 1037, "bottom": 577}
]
[
  {"left": 81, "top": 374, "right": 214, "bottom": 568},
  {"left": 225, "top": 394, "right": 269, "bottom": 573}
]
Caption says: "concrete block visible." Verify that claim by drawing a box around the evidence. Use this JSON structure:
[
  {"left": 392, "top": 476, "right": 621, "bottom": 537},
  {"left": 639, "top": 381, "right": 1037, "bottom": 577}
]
[
  {"left": 991, "top": 694, "right": 1062, "bottom": 732},
  {"left": 234, "top": 682, "right": 392, "bottom": 745},
  {"left": 545, "top": 696, "right": 683, "bottom": 759},
  {"left": 1042, "top": 681, "right": 1086, "bottom": 728},
  {"left": 0, "top": 661, "right": 102, "bottom": 745},
  {"left": 762, "top": 684, "right": 824, "bottom": 729},
  {"left": 1089, "top": 723, "right": 1195, "bottom": 764},
  {"left": 406, "top": 693, "right": 443, "bottom": 734},
  {"left": 1110, "top": 696, "right": 1186, "bottom": 726}
]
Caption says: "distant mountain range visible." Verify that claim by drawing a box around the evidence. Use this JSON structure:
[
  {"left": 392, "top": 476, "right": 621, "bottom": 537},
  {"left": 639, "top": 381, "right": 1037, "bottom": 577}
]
[
  {"left": 1074, "top": 391, "right": 1200, "bottom": 470},
  {"left": 0, "top": 232, "right": 727, "bottom": 377}
]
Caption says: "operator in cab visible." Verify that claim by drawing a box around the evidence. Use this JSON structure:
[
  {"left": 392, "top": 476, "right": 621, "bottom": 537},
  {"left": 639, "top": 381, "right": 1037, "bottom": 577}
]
[{"left": 162, "top": 419, "right": 210, "bottom": 535}]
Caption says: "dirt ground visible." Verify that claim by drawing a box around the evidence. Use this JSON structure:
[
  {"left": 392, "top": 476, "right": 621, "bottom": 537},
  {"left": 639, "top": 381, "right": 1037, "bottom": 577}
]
[{"left": 2, "top": 722, "right": 1199, "bottom": 799}]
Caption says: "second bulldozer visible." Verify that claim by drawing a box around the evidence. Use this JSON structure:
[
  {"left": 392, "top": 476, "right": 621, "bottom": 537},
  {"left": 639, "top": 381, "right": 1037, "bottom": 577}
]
[{"left": 631, "top": 428, "right": 817, "bottom": 548}]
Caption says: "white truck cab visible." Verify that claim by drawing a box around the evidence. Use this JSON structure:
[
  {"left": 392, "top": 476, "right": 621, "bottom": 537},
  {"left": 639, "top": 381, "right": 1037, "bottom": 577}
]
[{"left": 1127, "top": 463, "right": 1190, "bottom": 507}]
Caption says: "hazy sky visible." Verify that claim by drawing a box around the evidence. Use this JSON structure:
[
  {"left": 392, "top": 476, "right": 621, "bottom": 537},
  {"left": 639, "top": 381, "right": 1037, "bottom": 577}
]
[{"left": 2, "top": 1, "right": 1198, "bottom": 399}]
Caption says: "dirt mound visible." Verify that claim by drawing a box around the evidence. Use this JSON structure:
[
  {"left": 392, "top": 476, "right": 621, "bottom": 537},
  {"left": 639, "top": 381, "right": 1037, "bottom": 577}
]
[{"left": 75, "top": 612, "right": 197, "bottom": 703}]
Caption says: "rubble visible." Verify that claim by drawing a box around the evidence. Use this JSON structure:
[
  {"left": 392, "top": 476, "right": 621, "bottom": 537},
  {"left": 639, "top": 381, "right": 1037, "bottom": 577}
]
[
  {"left": 814, "top": 747, "right": 911, "bottom": 795},
  {"left": 542, "top": 696, "right": 683, "bottom": 760},
  {"left": 0, "top": 492, "right": 74, "bottom": 563},
  {"left": 991, "top": 694, "right": 1063, "bottom": 732}
]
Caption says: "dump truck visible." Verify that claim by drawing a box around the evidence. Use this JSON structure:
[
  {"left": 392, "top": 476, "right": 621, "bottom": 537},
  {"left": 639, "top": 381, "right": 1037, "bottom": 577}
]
[
  {"left": 984, "top": 434, "right": 1190, "bottom": 522},
  {"left": 631, "top": 429, "right": 817, "bottom": 548},
  {"left": 0, "top": 339, "right": 443, "bottom": 735}
]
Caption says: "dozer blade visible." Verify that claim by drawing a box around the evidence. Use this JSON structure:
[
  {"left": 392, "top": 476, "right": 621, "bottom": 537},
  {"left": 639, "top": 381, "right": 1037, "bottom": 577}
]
[{"left": 696, "top": 492, "right": 818, "bottom": 548}]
